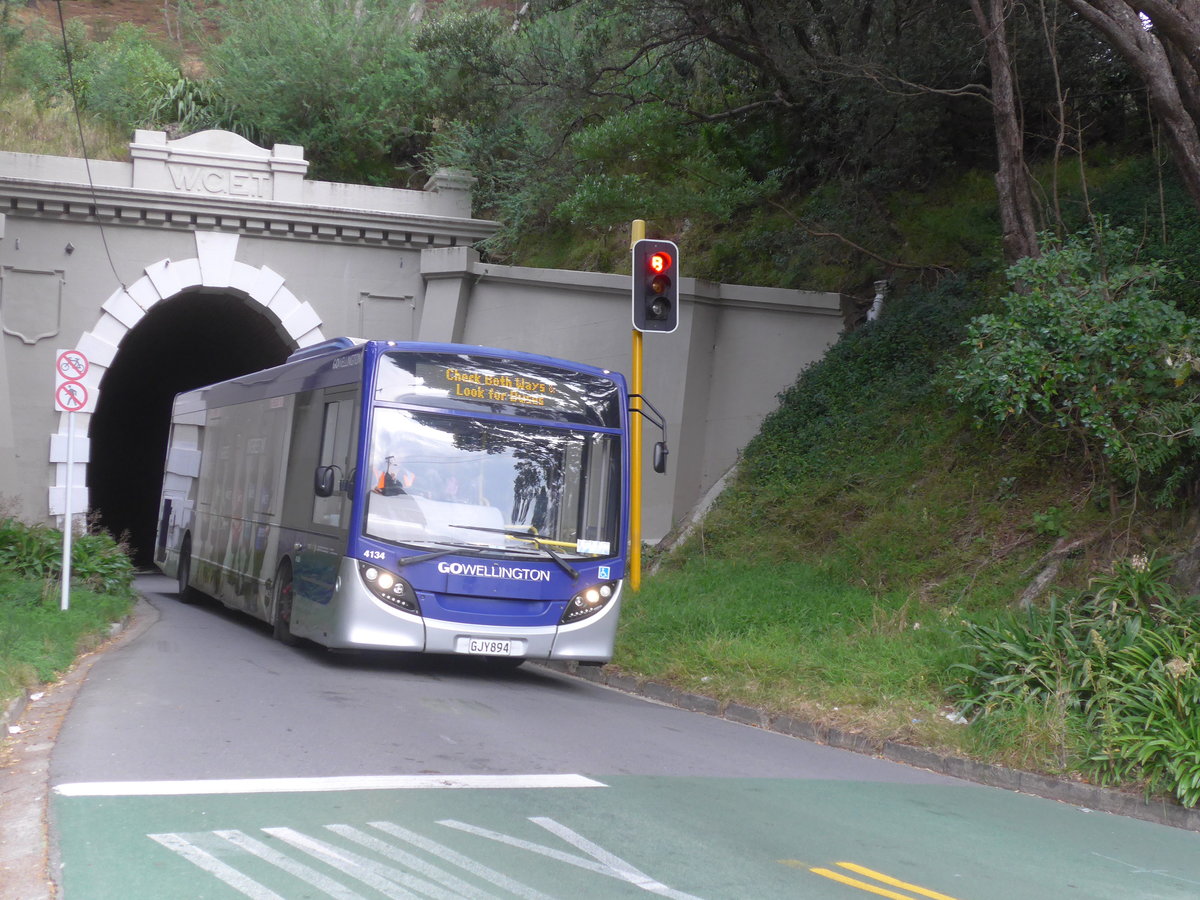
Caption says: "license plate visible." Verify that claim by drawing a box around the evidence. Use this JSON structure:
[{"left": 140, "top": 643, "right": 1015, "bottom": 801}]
[{"left": 467, "top": 638, "right": 511, "bottom": 656}]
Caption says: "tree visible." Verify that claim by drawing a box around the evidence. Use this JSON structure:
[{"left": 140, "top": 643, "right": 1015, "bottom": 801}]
[
  {"left": 1063, "top": 0, "right": 1200, "bottom": 214},
  {"left": 205, "top": 0, "right": 434, "bottom": 184}
]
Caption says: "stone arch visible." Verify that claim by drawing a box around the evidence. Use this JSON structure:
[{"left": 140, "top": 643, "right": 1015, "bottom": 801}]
[{"left": 49, "top": 230, "right": 327, "bottom": 521}]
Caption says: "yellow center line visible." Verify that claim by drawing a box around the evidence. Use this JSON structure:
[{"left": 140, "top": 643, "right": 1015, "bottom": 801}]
[
  {"left": 836, "top": 862, "right": 962, "bottom": 900},
  {"left": 811, "top": 868, "right": 922, "bottom": 900},
  {"left": 808, "top": 862, "right": 962, "bottom": 900}
]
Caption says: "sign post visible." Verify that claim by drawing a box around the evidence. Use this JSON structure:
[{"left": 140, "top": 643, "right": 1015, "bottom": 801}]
[{"left": 54, "top": 349, "right": 91, "bottom": 611}]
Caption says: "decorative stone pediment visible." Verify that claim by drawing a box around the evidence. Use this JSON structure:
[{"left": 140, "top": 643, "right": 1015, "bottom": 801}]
[{"left": 130, "top": 129, "right": 309, "bottom": 202}]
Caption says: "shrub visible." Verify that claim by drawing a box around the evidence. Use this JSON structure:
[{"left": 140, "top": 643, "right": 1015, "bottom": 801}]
[
  {"left": 950, "top": 223, "right": 1200, "bottom": 504},
  {"left": 11, "top": 19, "right": 85, "bottom": 107},
  {"left": 10, "top": 20, "right": 178, "bottom": 130},
  {"left": 78, "top": 24, "right": 179, "bottom": 130},
  {"left": 949, "top": 595, "right": 1143, "bottom": 716},
  {"left": 951, "top": 555, "right": 1200, "bottom": 805},
  {"left": 0, "top": 516, "right": 134, "bottom": 596},
  {"left": 206, "top": 0, "right": 434, "bottom": 183},
  {"left": 144, "top": 76, "right": 255, "bottom": 140}
]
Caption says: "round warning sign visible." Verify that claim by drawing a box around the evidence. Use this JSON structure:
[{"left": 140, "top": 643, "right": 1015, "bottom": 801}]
[
  {"left": 55, "top": 380, "right": 89, "bottom": 412},
  {"left": 57, "top": 350, "right": 89, "bottom": 381}
]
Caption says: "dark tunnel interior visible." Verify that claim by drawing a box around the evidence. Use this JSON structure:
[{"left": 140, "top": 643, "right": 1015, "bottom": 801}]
[{"left": 88, "top": 292, "right": 292, "bottom": 567}]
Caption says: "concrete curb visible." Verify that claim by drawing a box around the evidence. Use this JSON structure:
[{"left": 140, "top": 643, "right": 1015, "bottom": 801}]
[
  {"left": 1, "top": 689, "right": 30, "bottom": 736},
  {"left": 536, "top": 660, "right": 1200, "bottom": 833}
]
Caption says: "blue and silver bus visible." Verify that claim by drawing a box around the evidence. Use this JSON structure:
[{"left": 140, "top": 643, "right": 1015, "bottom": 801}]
[{"left": 155, "top": 338, "right": 650, "bottom": 665}]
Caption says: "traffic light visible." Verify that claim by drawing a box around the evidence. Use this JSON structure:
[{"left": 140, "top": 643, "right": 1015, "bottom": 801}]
[{"left": 632, "top": 238, "right": 679, "bottom": 334}]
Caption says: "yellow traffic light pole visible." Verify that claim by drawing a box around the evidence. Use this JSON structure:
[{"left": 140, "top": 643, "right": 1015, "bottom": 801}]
[{"left": 630, "top": 219, "right": 645, "bottom": 591}]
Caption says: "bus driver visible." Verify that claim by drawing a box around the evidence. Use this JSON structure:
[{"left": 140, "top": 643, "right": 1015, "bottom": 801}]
[{"left": 375, "top": 455, "right": 415, "bottom": 495}]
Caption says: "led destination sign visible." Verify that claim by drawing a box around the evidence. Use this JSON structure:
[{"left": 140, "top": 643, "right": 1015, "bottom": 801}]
[
  {"left": 375, "top": 352, "right": 620, "bottom": 427},
  {"left": 442, "top": 367, "right": 558, "bottom": 408}
]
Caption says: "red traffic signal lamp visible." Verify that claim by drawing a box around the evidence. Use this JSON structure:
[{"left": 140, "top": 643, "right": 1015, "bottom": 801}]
[{"left": 632, "top": 238, "right": 679, "bottom": 333}]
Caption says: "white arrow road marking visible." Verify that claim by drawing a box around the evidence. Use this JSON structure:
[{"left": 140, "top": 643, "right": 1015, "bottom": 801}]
[{"left": 438, "top": 817, "right": 705, "bottom": 900}]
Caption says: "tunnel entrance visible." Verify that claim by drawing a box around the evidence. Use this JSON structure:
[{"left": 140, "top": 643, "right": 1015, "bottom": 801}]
[{"left": 88, "top": 292, "right": 293, "bottom": 567}]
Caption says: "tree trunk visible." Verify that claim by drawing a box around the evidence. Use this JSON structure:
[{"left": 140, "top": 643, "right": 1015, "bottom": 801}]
[
  {"left": 969, "top": 0, "right": 1042, "bottom": 262},
  {"left": 1065, "top": 0, "right": 1200, "bottom": 214}
]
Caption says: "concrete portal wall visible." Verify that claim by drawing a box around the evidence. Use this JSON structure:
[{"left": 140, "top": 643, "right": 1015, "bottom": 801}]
[{"left": 0, "top": 130, "right": 843, "bottom": 543}]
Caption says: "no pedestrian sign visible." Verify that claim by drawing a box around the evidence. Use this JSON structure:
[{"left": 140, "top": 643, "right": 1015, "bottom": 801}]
[{"left": 55, "top": 349, "right": 95, "bottom": 413}]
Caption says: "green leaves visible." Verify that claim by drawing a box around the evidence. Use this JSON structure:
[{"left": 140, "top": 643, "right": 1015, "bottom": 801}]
[
  {"left": 206, "top": 0, "right": 435, "bottom": 183},
  {"left": 950, "top": 223, "right": 1200, "bottom": 503},
  {"left": 12, "top": 21, "right": 179, "bottom": 130},
  {"left": 951, "top": 560, "right": 1200, "bottom": 805},
  {"left": 0, "top": 517, "right": 134, "bottom": 595}
]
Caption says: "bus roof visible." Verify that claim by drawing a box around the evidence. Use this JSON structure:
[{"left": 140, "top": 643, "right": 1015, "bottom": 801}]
[{"left": 173, "top": 339, "right": 625, "bottom": 414}]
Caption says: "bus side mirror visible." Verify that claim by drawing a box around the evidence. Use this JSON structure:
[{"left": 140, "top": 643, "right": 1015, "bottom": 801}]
[
  {"left": 629, "top": 394, "right": 670, "bottom": 475},
  {"left": 653, "top": 441, "right": 668, "bottom": 474},
  {"left": 314, "top": 465, "right": 336, "bottom": 498}
]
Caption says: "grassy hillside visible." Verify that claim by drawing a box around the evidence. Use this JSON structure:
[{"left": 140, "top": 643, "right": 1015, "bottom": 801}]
[
  {"left": 616, "top": 274, "right": 1116, "bottom": 754},
  {"left": 609, "top": 158, "right": 1200, "bottom": 800}
]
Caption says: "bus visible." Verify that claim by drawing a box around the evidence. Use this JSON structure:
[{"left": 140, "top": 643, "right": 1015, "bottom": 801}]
[{"left": 155, "top": 338, "right": 662, "bottom": 665}]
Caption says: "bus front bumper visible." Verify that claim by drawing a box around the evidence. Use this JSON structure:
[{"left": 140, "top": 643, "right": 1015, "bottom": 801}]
[{"left": 317, "top": 557, "right": 620, "bottom": 662}]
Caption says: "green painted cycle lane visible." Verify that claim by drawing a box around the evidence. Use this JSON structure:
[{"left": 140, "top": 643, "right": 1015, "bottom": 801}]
[{"left": 52, "top": 775, "right": 1200, "bottom": 899}]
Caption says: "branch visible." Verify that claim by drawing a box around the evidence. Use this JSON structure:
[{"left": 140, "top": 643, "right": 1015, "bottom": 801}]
[{"left": 762, "top": 196, "right": 953, "bottom": 274}]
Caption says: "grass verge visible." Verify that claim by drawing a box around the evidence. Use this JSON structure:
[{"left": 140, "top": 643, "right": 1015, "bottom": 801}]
[
  {"left": 616, "top": 558, "right": 964, "bottom": 746},
  {"left": 0, "top": 574, "right": 134, "bottom": 711}
]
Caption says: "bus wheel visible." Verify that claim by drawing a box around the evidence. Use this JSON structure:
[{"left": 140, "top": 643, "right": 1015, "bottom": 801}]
[
  {"left": 272, "top": 563, "right": 299, "bottom": 646},
  {"left": 177, "top": 538, "right": 199, "bottom": 604}
]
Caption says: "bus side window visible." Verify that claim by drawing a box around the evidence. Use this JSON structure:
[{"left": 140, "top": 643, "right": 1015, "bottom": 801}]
[{"left": 312, "top": 399, "right": 354, "bottom": 528}]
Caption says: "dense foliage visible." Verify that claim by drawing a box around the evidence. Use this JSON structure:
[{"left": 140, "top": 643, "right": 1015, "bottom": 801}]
[
  {"left": 953, "top": 555, "right": 1200, "bottom": 806},
  {"left": 0, "top": 1, "right": 1174, "bottom": 280},
  {"left": 13, "top": 19, "right": 178, "bottom": 131},
  {"left": 952, "top": 224, "right": 1200, "bottom": 504},
  {"left": 0, "top": 516, "right": 135, "bottom": 595},
  {"left": 205, "top": 0, "right": 436, "bottom": 185}
]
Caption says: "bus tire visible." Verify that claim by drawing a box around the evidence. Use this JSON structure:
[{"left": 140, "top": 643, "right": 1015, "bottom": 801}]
[
  {"left": 177, "top": 537, "right": 200, "bottom": 604},
  {"left": 272, "top": 562, "right": 299, "bottom": 646}
]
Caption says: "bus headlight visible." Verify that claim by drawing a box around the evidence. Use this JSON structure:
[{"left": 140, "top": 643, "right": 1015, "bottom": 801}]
[
  {"left": 357, "top": 561, "right": 420, "bottom": 614},
  {"left": 560, "top": 580, "right": 618, "bottom": 625}
]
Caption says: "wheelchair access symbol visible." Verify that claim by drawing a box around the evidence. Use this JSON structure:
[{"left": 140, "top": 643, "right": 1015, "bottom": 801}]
[{"left": 54, "top": 349, "right": 94, "bottom": 413}]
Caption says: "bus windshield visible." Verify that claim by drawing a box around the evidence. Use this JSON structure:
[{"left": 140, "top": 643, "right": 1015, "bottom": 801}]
[{"left": 365, "top": 408, "right": 621, "bottom": 559}]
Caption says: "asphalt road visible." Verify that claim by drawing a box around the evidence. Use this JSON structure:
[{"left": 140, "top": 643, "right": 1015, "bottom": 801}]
[
  {"left": 32, "top": 575, "right": 1200, "bottom": 899},
  {"left": 50, "top": 575, "right": 957, "bottom": 786}
]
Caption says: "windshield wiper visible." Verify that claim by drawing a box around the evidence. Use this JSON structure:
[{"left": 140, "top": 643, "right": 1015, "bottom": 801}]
[
  {"left": 393, "top": 542, "right": 489, "bottom": 567},
  {"left": 449, "top": 524, "right": 580, "bottom": 580}
]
